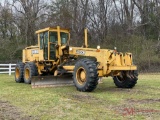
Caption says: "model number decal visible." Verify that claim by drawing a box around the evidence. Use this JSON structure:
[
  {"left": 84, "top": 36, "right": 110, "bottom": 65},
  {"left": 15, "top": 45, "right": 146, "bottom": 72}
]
[
  {"left": 31, "top": 50, "right": 39, "bottom": 54},
  {"left": 76, "top": 50, "right": 85, "bottom": 55}
]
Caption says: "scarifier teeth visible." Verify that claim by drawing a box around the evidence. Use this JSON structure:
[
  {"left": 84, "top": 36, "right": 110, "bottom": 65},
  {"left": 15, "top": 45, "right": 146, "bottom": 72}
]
[{"left": 126, "top": 71, "right": 131, "bottom": 79}]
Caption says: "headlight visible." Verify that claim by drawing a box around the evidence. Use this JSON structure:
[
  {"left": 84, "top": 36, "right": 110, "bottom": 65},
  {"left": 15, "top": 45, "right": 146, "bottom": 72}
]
[
  {"left": 69, "top": 47, "right": 73, "bottom": 51},
  {"left": 97, "top": 45, "right": 100, "bottom": 49}
]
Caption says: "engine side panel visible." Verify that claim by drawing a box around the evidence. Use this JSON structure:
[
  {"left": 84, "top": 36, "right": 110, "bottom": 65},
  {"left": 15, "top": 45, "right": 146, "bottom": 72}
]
[
  {"left": 69, "top": 47, "right": 137, "bottom": 76},
  {"left": 22, "top": 46, "right": 44, "bottom": 63}
]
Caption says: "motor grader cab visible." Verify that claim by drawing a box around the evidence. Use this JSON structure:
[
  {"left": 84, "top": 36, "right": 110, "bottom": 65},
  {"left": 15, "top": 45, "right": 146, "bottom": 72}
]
[
  {"left": 36, "top": 27, "right": 69, "bottom": 61},
  {"left": 22, "top": 27, "right": 69, "bottom": 64},
  {"left": 15, "top": 26, "right": 138, "bottom": 92}
]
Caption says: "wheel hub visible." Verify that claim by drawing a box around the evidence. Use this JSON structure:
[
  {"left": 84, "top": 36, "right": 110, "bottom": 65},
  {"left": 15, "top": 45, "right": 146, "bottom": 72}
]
[
  {"left": 80, "top": 70, "right": 86, "bottom": 81},
  {"left": 76, "top": 67, "right": 86, "bottom": 85},
  {"left": 25, "top": 68, "right": 30, "bottom": 80},
  {"left": 15, "top": 68, "right": 20, "bottom": 79}
]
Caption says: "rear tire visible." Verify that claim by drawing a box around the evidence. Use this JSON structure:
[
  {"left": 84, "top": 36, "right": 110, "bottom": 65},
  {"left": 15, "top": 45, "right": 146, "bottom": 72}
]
[
  {"left": 113, "top": 70, "right": 138, "bottom": 88},
  {"left": 73, "top": 59, "right": 99, "bottom": 92},
  {"left": 15, "top": 62, "right": 24, "bottom": 83},
  {"left": 24, "top": 62, "right": 38, "bottom": 84}
]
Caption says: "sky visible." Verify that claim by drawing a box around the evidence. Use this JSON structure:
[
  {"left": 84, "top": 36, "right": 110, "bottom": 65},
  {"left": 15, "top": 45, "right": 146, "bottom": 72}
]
[{"left": 0, "top": 0, "right": 12, "bottom": 4}]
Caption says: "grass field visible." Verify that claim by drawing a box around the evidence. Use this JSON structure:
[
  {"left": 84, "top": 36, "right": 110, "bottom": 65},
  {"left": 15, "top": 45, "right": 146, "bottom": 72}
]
[{"left": 0, "top": 74, "right": 160, "bottom": 120}]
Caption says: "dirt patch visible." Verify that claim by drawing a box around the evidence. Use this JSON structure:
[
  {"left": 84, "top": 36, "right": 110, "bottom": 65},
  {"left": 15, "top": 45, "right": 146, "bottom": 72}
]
[
  {"left": 72, "top": 94, "right": 93, "bottom": 100},
  {"left": 97, "top": 86, "right": 136, "bottom": 93},
  {"left": 126, "top": 99, "right": 160, "bottom": 104},
  {"left": 0, "top": 100, "right": 34, "bottom": 120},
  {"left": 68, "top": 93, "right": 104, "bottom": 104},
  {"left": 71, "top": 94, "right": 96, "bottom": 102}
]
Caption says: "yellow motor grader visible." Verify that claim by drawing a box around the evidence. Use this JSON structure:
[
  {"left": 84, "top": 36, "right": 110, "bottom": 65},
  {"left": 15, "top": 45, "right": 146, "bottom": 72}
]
[{"left": 15, "top": 26, "right": 138, "bottom": 92}]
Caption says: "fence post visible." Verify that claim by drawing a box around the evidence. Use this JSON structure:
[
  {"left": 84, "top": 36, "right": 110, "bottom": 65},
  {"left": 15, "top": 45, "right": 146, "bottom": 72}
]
[{"left": 9, "top": 63, "right": 11, "bottom": 75}]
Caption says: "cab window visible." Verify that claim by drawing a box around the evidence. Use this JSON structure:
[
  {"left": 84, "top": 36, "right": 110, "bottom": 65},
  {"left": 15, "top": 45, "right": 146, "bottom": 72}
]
[
  {"left": 61, "top": 32, "right": 68, "bottom": 45},
  {"left": 40, "top": 33, "right": 44, "bottom": 49},
  {"left": 44, "top": 32, "right": 48, "bottom": 47},
  {"left": 50, "top": 32, "right": 58, "bottom": 43},
  {"left": 49, "top": 32, "right": 68, "bottom": 45},
  {"left": 40, "top": 32, "right": 48, "bottom": 49}
]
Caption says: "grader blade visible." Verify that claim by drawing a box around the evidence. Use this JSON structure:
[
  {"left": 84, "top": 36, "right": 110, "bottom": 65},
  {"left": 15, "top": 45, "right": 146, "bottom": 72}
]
[{"left": 31, "top": 74, "right": 73, "bottom": 88}]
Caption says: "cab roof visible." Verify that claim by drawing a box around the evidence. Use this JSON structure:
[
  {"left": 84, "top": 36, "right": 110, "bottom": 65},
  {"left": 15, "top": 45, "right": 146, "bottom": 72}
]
[{"left": 35, "top": 27, "right": 70, "bottom": 34}]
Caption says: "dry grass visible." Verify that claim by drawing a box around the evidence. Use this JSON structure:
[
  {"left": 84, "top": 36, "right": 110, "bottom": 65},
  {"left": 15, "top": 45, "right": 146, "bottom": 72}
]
[{"left": 0, "top": 74, "right": 159, "bottom": 120}]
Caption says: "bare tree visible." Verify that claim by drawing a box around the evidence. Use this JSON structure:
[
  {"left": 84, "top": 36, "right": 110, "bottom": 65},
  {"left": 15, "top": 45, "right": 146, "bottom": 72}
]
[
  {"left": 113, "top": 0, "right": 135, "bottom": 35},
  {"left": 88, "top": 0, "right": 112, "bottom": 45},
  {"left": 132, "top": 0, "right": 151, "bottom": 38},
  {"left": 12, "top": 0, "right": 47, "bottom": 45}
]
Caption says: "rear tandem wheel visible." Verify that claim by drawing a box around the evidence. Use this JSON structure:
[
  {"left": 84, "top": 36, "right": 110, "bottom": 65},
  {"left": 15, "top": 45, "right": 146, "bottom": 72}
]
[
  {"left": 15, "top": 62, "right": 24, "bottom": 83},
  {"left": 24, "top": 62, "right": 38, "bottom": 84}
]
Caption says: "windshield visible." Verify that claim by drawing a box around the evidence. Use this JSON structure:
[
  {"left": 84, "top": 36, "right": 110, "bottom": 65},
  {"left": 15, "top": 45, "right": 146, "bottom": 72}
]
[
  {"left": 50, "top": 32, "right": 57, "bottom": 43},
  {"left": 61, "top": 32, "right": 68, "bottom": 44},
  {"left": 49, "top": 32, "right": 68, "bottom": 45}
]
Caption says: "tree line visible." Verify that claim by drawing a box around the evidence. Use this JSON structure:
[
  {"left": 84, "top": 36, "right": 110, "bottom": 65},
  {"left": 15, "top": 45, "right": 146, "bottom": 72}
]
[{"left": 0, "top": 0, "right": 160, "bottom": 72}]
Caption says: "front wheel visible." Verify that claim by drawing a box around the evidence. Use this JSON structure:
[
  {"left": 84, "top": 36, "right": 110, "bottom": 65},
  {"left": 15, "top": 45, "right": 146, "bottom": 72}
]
[
  {"left": 113, "top": 70, "right": 138, "bottom": 88},
  {"left": 73, "top": 59, "right": 99, "bottom": 92},
  {"left": 24, "top": 62, "right": 38, "bottom": 84}
]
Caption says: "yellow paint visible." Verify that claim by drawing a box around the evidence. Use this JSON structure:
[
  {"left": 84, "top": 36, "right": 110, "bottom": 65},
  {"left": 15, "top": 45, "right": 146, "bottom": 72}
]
[
  {"left": 15, "top": 67, "right": 20, "bottom": 79},
  {"left": 63, "top": 66, "right": 74, "bottom": 71},
  {"left": 84, "top": 29, "right": 88, "bottom": 47},
  {"left": 76, "top": 67, "right": 87, "bottom": 85},
  {"left": 24, "top": 68, "right": 30, "bottom": 80},
  {"left": 22, "top": 26, "right": 137, "bottom": 77},
  {"left": 69, "top": 47, "right": 137, "bottom": 76}
]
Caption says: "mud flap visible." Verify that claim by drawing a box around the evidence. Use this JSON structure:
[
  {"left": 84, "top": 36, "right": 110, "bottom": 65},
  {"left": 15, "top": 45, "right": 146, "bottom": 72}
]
[{"left": 31, "top": 74, "right": 73, "bottom": 88}]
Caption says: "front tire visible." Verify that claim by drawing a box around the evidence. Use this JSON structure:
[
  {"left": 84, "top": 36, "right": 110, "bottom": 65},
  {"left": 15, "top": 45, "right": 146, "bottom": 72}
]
[
  {"left": 24, "top": 62, "right": 38, "bottom": 84},
  {"left": 15, "top": 62, "right": 24, "bottom": 83},
  {"left": 73, "top": 59, "right": 99, "bottom": 92},
  {"left": 113, "top": 70, "right": 138, "bottom": 88}
]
